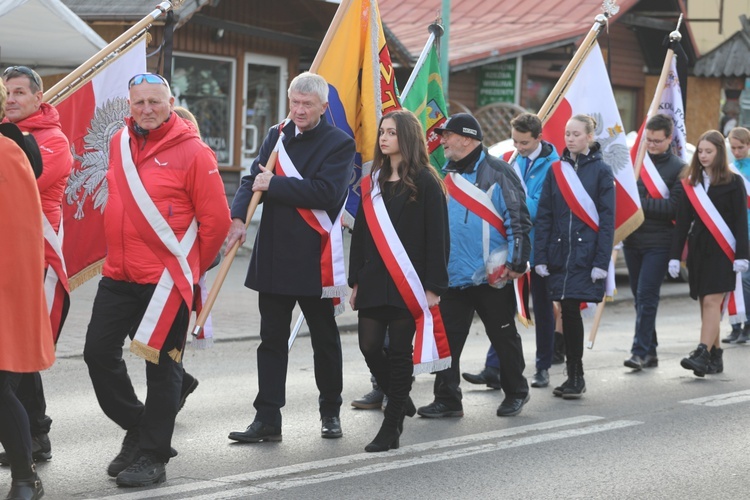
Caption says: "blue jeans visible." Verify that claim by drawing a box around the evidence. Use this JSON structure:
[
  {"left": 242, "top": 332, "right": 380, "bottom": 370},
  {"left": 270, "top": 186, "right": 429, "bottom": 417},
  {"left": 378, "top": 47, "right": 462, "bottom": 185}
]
[
  {"left": 484, "top": 273, "right": 555, "bottom": 371},
  {"left": 623, "top": 246, "right": 670, "bottom": 358},
  {"left": 729, "top": 269, "right": 750, "bottom": 329}
]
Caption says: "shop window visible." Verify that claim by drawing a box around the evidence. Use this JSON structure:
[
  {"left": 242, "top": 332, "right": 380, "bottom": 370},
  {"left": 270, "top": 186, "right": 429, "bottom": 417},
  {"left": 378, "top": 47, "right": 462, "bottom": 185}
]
[{"left": 171, "top": 53, "right": 235, "bottom": 166}]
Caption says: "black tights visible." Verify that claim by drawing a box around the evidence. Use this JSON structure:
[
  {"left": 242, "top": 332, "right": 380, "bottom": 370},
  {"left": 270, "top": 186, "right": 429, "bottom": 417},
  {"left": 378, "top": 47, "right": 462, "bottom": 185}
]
[
  {"left": 358, "top": 308, "right": 415, "bottom": 428},
  {"left": 560, "top": 299, "right": 584, "bottom": 365},
  {"left": 0, "top": 372, "right": 33, "bottom": 479}
]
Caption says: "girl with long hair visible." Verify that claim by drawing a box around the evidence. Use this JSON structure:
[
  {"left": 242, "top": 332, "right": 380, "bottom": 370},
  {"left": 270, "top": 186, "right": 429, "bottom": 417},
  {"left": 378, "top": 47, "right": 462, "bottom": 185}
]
[
  {"left": 348, "top": 110, "right": 449, "bottom": 452},
  {"left": 670, "top": 130, "right": 749, "bottom": 375}
]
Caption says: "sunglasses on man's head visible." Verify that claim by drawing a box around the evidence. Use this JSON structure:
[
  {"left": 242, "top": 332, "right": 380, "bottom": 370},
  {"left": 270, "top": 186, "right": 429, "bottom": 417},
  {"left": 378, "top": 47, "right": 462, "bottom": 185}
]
[
  {"left": 3, "top": 66, "right": 41, "bottom": 89},
  {"left": 128, "top": 73, "right": 169, "bottom": 89}
]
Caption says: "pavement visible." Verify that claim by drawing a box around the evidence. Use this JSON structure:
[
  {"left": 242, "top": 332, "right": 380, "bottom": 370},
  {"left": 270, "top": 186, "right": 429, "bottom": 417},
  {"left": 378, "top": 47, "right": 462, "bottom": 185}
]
[{"left": 54, "top": 230, "right": 691, "bottom": 359}]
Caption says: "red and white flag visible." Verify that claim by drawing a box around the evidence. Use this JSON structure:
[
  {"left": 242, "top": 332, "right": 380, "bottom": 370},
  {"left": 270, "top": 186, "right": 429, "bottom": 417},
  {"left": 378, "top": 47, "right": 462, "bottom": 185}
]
[
  {"left": 543, "top": 42, "right": 643, "bottom": 243},
  {"left": 56, "top": 40, "right": 147, "bottom": 287}
]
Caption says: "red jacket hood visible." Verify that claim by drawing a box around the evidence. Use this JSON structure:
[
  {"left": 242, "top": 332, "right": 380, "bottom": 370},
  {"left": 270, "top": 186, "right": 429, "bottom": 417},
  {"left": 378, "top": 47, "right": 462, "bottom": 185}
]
[{"left": 6, "top": 103, "right": 63, "bottom": 134}]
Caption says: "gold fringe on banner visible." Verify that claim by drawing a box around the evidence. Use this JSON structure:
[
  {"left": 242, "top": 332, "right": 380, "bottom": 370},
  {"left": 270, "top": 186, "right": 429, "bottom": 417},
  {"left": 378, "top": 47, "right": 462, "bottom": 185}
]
[
  {"left": 129, "top": 340, "right": 160, "bottom": 365},
  {"left": 68, "top": 259, "right": 104, "bottom": 291}
]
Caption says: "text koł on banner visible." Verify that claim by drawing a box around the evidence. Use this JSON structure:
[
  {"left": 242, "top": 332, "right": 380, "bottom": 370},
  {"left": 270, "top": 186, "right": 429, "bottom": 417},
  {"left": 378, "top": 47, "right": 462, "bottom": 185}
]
[
  {"left": 56, "top": 38, "right": 147, "bottom": 289},
  {"left": 315, "top": 0, "right": 401, "bottom": 224},
  {"left": 542, "top": 41, "right": 643, "bottom": 244}
]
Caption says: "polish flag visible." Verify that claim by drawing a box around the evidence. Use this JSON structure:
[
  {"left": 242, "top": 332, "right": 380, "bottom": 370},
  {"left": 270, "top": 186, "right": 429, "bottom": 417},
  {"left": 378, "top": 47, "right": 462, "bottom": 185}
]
[
  {"left": 56, "top": 40, "right": 147, "bottom": 287},
  {"left": 543, "top": 42, "right": 643, "bottom": 243}
]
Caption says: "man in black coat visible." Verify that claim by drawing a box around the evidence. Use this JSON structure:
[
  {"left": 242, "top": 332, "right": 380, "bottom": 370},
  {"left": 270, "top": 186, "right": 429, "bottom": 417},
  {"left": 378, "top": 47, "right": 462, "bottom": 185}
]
[
  {"left": 226, "top": 72, "right": 356, "bottom": 442},
  {"left": 623, "top": 114, "right": 685, "bottom": 371}
]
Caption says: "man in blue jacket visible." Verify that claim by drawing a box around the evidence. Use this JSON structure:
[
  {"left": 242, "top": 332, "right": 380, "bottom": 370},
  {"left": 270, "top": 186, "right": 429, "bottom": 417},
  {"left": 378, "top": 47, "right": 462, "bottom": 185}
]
[
  {"left": 226, "top": 72, "right": 355, "bottom": 443},
  {"left": 463, "top": 113, "right": 560, "bottom": 389},
  {"left": 417, "top": 113, "right": 532, "bottom": 418}
]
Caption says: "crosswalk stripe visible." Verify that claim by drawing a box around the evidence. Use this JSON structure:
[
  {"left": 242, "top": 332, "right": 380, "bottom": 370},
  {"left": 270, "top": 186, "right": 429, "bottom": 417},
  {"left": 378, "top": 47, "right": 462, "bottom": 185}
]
[
  {"left": 680, "top": 389, "right": 750, "bottom": 407},
  {"left": 98, "top": 416, "right": 637, "bottom": 499}
]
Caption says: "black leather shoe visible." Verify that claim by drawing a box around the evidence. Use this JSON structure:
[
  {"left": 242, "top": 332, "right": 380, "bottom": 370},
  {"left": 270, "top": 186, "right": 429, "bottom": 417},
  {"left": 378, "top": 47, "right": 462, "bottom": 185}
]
[
  {"left": 351, "top": 388, "right": 384, "bottom": 409},
  {"left": 642, "top": 354, "right": 659, "bottom": 368},
  {"left": 228, "top": 421, "right": 282, "bottom": 443},
  {"left": 0, "top": 434, "right": 51, "bottom": 467},
  {"left": 417, "top": 401, "right": 464, "bottom": 418},
  {"left": 321, "top": 416, "right": 342, "bottom": 439},
  {"left": 116, "top": 454, "right": 166, "bottom": 487},
  {"left": 681, "top": 343, "right": 710, "bottom": 377},
  {"left": 107, "top": 428, "right": 140, "bottom": 478},
  {"left": 530, "top": 369, "right": 549, "bottom": 388},
  {"left": 6, "top": 472, "right": 43, "bottom": 500},
  {"left": 624, "top": 354, "right": 644, "bottom": 371},
  {"left": 178, "top": 375, "right": 199, "bottom": 413},
  {"left": 461, "top": 367, "right": 502, "bottom": 389},
  {"left": 497, "top": 393, "right": 530, "bottom": 416}
]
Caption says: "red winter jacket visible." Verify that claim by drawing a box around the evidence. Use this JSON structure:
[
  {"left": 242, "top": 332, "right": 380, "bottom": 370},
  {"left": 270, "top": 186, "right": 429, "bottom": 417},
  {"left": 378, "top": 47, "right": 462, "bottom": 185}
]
[
  {"left": 103, "top": 114, "right": 231, "bottom": 285},
  {"left": 7, "top": 103, "right": 72, "bottom": 231}
]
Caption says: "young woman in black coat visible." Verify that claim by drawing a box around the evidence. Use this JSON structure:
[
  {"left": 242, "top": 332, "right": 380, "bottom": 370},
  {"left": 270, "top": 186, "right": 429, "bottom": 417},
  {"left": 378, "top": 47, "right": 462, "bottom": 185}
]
[
  {"left": 534, "top": 114, "right": 615, "bottom": 399},
  {"left": 670, "top": 130, "right": 749, "bottom": 376},
  {"left": 348, "top": 110, "right": 449, "bottom": 452}
]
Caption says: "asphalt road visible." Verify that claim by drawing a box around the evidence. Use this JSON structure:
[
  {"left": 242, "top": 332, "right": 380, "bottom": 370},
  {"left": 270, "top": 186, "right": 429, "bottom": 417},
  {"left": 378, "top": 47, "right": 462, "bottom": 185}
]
[{"left": 6, "top": 288, "right": 750, "bottom": 499}]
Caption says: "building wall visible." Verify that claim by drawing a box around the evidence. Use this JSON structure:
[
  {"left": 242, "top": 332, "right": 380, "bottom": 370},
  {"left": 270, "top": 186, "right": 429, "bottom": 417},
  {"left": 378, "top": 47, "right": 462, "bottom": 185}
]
[{"left": 687, "top": 0, "right": 750, "bottom": 55}]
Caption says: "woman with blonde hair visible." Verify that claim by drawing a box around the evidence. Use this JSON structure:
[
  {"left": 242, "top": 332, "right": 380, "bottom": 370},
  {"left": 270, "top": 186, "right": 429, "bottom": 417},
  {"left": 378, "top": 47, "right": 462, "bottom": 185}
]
[{"left": 670, "top": 130, "right": 749, "bottom": 376}]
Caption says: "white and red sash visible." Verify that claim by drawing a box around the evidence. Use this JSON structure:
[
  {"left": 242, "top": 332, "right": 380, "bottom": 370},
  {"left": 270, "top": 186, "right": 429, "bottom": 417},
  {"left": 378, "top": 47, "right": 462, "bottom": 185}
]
[
  {"left": 632, "top": 125, "right": 669, "bottom": 199},
  {"left": 273, "top": 127, "right": 348, "bottom": 315},
  {"left": 361, "top": 173, "right": 452, "bottom": 374},
  {"left": 682, "top": 179, "right": 746, "bottom": 323},
  {"left": 552, "top": 160, "right": 599, "bottom": 232},
  {"left": 114, "top": 129, "right": 199, "bottom": 364},
  {"left": 445, "top": 173, "right": 531, "bottom": 325},
  {"left": 503, "top": 151, "right": 529, "bottom": 196},
  {"left": 42, "top": 215, "right": 70, "bottom": 343},
  {"left": 729, "top": 163, "right": 750, "bottom": 209}
]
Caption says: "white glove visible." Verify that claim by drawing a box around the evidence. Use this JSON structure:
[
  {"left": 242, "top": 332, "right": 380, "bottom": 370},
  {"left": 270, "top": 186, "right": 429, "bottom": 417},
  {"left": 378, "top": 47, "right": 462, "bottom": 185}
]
[
  {"left": 734, "top": 259, "right": 749, "bottom": 273},
  {"left": 668, "top": 259, "right": 680, "bottom": 279},
  {"left": 535, "top": 264, "right": 549, "bottom": 277},
  {"left": 591, "top": 267, "right": 607, "bottom": 282}
]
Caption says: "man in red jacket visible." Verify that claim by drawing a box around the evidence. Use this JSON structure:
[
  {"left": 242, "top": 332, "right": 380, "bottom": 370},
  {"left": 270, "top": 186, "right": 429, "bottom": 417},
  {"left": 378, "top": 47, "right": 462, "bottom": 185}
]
[
  {"left": 0, "top": 65, "right": 73, "bottom": 467},
  {"left": 83, "top": 73, "right": 231, "bottom": 488}
]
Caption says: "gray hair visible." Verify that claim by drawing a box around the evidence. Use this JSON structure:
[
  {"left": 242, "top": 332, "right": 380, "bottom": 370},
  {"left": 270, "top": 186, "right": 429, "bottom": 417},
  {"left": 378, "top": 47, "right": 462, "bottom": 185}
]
[
  {"left": 3, "top": 67, "right": 43, "bottom": 93},
  {"left": 288, "top": 72, "right": 328, "bottom": 104}
]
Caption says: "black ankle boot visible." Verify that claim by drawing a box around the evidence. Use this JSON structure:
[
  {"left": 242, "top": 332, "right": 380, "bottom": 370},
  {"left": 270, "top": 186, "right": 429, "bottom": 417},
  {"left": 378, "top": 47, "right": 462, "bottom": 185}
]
[
  {"left": 365, "top": 421, "right": 400, "bottom": 452},
  {"left": 706, "top": 346, "right": 724, "bottom": 374},
  {"left": 7, "top": 466, "right": 44, "bottom": 500},
  {"left": 681, "top": 343, "right": 710, "bottom": 377},
  {"left": 562, "top": 361, "right": 586, "bottom": 399}
]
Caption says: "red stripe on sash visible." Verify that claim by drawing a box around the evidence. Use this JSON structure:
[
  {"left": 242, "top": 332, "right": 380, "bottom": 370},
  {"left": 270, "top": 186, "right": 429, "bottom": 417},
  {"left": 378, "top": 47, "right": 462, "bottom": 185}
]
[
  {"left": 551, "top": 162, "right": 599, "bottom": 232},
  {"left": 444, "top": 173, "right": 506, "bottom": 237}
]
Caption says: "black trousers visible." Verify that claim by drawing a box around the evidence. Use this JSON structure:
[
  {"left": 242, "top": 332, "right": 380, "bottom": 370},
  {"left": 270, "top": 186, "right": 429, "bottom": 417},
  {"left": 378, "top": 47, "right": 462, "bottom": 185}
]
[
  {"left": 435, "top": 285, "right": 528, "bottom": 405},
  {"left": 0, "top": 372, "right": 33, "bottom": 479},
  {"left": 254, "top": 293, "right": 343, "bottom": 428},
  {"left": 9, "top": 372, "right": 51, "bottom": 437},
  {"left": 83, "top": 278, "right": 188, "bottom": 462}
]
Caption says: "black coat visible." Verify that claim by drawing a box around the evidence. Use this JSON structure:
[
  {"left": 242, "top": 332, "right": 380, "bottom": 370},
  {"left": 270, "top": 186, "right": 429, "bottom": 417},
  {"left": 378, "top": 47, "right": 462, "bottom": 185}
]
[
  {"left": 670, "top": 174, "right": 749, "bottom": 299},
  {"left": 534, "top": 144, "right": 616, "bottom": 302},
  {"left": 624, "top": 151, "right": 685, "bottom": 249},
  {"left": 348, "top": 168, "right": 449, "bottom": 310},
  {"left": 231, "top": 117, "right": 356, "bottom": 296}
]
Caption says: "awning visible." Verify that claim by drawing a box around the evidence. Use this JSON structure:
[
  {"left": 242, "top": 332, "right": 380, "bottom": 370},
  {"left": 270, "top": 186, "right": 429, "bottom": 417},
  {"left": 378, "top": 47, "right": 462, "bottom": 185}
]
[{"left": 0, "top": 0, "right": 106, "bottom": 75}]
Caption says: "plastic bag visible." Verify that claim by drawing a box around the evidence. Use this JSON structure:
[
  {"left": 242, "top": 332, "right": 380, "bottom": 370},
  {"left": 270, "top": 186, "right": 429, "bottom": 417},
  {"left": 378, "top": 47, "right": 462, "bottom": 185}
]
[{"left": 471, "top": 244, "right": 509, "bottom": 288}]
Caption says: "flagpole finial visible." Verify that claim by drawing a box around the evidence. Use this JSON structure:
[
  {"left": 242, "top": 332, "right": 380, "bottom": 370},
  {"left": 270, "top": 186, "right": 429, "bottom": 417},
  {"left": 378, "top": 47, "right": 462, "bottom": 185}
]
[
  {"left": 429, "top": 23, "right": 444, "bottom": 38},
  {"left": 670, "top": 13, "right": 683, "bottom": 42},
  {"left": 601, "top": 0, "right": 619, "bottom": 18}
]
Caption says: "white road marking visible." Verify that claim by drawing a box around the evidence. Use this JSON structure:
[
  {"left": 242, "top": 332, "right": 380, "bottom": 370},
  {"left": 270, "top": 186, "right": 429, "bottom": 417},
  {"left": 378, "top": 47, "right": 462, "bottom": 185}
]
[
  {"left": 99, "top": 415, "right": 639, "bottom": 499},
  {"left": 680, "top": 389, "right": 750, "bottom": 407}
]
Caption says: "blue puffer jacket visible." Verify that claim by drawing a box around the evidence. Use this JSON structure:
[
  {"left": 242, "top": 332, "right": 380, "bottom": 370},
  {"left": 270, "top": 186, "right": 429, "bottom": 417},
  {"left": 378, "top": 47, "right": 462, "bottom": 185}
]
[
  {"left": 534, "top": 143, "right": 615, "bottom": 302},
  {"left": 733, "top": 157, "right": 750, "bottom": 235},
  {"left": 444, "top": 148, "right": 531, "bottom": 288},
  {"left": 514, "top": 141, "right": 559, "bottom": 265}
]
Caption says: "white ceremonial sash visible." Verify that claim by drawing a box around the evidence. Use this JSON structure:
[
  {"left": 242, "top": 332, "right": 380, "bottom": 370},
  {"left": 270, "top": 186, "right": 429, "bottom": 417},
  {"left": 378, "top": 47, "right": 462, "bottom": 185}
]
[
  {"left": 274, "top": 129, "right": 348, "bottom": 314},
  {"left": 445, "top": 172, "right": 506, "bottom": 236},
  {"left": 552, "top": 160, "right": 599, "bottom": 231},
  {"left": 42, "top": 214, "right": 67, "bottom": 314},
  {"left": 640, "top": 153, "right": 670, "bottom": 199}
]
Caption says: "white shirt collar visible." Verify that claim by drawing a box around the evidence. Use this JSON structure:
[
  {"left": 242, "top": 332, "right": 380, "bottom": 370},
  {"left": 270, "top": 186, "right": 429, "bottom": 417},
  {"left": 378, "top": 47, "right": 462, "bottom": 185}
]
[{"left": 524, "top": 142, "right": 543, "bottom": 163}]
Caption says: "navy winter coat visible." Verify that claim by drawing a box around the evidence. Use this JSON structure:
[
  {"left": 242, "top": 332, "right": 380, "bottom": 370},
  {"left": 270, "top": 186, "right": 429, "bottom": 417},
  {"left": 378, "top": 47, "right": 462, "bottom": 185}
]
[{"left": 534, "top": 143, "right": 615, "bottom": 302}]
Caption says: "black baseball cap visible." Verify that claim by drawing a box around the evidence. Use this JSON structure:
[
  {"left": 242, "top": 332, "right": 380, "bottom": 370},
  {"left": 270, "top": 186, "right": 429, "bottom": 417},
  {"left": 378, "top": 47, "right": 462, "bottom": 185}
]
[
  {"left": 434, "top": 113, "right": 483, "bottom": 141},
  {"left": 0, "top": 122, "right": 43, "bottom": 178}
]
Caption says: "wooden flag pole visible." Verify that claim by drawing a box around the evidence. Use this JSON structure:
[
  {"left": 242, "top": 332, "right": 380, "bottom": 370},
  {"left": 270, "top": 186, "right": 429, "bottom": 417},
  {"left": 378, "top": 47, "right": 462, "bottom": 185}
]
[{"left": 192, "top": 0, "right": 356, "bottom": 338}]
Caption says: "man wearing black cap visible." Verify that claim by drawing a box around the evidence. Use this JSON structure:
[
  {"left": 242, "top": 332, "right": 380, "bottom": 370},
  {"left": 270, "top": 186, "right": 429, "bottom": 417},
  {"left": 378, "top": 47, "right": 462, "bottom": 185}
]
[{"left": 417, "top": 113, "right": 532, "bottom": 418}]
